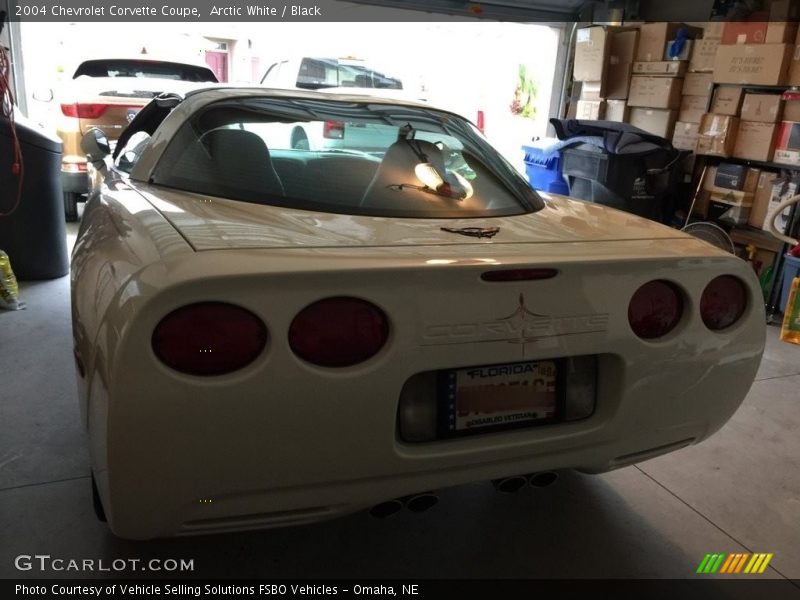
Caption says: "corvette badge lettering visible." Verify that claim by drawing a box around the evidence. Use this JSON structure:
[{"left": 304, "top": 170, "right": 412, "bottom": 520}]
[{"left": 422, "top": 293, "right": 609, "bottom": 346}]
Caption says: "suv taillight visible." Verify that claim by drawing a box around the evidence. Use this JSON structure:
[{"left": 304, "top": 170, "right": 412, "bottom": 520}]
[
  {"left": 60, "top": 103, "right": 110, "bottom": 119},
  {"left": 289, "top": 297, "right": 389, "bottom": 367},
  {"left": 152, "top": 302, "right": 267, "bottom": 376},
  {"left": 701, "top": 276, "right": 747, "bottom": 330},
  {"left": 628, "top": 280, "right": 683, "bottom": 339},
  {"left": 323, "top": 120, "right": 345, "bottom": 139}
]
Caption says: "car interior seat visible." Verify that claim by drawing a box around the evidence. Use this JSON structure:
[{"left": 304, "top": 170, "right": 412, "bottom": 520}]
[
  {"left": 200, "top": 129, "right": 286, "bottom": 200},
  {"left": 360, "top": 138, "right": 447, "bottom": 208}
]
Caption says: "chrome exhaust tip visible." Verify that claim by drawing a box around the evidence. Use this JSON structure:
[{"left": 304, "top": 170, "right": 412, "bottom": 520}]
[
  {"left": 369, "top": 499, "right": 404, "bottom": 519},
  {"left": 405, "top": 492, "right": 439, "bottom": 513},
  {"left": 491, "top": 476, "right": 528, "bottom": 493},
  {"left": 528, "top": 471, "right": 559, "bottom": 488}
]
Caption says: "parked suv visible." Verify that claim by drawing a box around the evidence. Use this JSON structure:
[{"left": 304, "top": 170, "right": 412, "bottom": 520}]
[{"left": 55, "top": 58, "right": 217, "bottom": 221}]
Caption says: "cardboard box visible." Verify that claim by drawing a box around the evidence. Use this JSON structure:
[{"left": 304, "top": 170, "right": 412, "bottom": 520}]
[
  {"left": 783, "top": 92, "right": 800, "bottom": 121},
  {"left": 579, "top": 81, "right": 604, "bottom": 101},
  {"left": 628, "top": 107, "right": 678, "bottom": 138},
  {"left": 683, "top": 72, "right": 714, "bottom": 98},
  {"left": 766, "top": 21, "right": 799, "bottom": 44},
  {"left": 606, "top": 29, "right": 639, "bottom": 99},
  {"left": 713, "top": 43, "right": 793, "bottom": 85},
  {"left": 665, "top": 39, "right": 693, "bottom": 61},
  {"left": 576, "top": 99, "right": 606, "bottom": 120},
  {"left": 632, "top": 61, "right": 688, "bottom": 76},
  {"left": 605, "top": 99, "right": 629, "bottom": 122},
  {"left": 679, "top": 95, "right": 709, "bottom": 123},
  {"left": 574, "top": 26, "right": 611, "bottom": 82},
  {"left": 711, "top": 86, "right": 745, "bottom": 116},
  {"left": 628, "top": 75, "right": 684, "bottom": 109},
  {"left": 749, "top": 171, "right": 779, "bottom": 229},
  {"left": 714, "top": 163, "right": 761, "bottom": 191},
  {"left": 708, "top": 180, "right": 755, "bottom": 226},
  {"left": 702, "top": 165, "right": 718, "bottom": 193},
  {"left": 689, "top": 39, "right": 721, "bottom": 72},
  {"left": 709, "top": 186, "right": 755, "bottom": 207},
  {"left": 672, "top": 121, "right": 700, "bottom": 150},
  {"left": 740, "top": 93, "right": 784, "bottom": 123},
  {"left": 708, "top": 199, "right": 752, "bottom": 225},
  {"left": 722, "top": 20, "right": 769, "bottom": 45},
  {"left": 696, "top": 113, "right": 740, "bottom": 157},
  {"left": 703, "top": 22, "right": 725, "bottom": 41},
  {"left": 733, "top": 122, "right": 779, "bottom": 161},
  {"left": 773, "top": 120, "right": 800, "bottom": 166},
  {"left": 787, "top": 45, "right": 800, "bottom": 86},
  {"left": 636, "top": 23, "right": 703, "bottom": 62}
]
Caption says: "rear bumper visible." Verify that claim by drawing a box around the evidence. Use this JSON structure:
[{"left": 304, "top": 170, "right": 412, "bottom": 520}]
[
  {"left": 98, "top": 329, "right": 762, "bottom": 540},
  {"left": 172, "top": 428, "right": 702, "bottom": 537}
]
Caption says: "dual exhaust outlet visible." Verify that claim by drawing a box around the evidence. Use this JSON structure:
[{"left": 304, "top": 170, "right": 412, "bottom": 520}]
[
  {"left": 492, "top": 471, "right": 559, "bottom": 493},
  {"left": 369, "top": 471, "right": 558, "bottom": 518},
  {"left": 370, "top": 492, "right": 439, "bottom": 519}
]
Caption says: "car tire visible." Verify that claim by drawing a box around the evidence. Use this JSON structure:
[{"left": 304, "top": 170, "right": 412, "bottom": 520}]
[
  {"left": 291, "top": 128, "right": 310, "bottom": 150},
  {"left": 64, "top": 192, "right": 80, "bottom": 223},
  {"left": 91, "top": 473, "right": 107, "bottom": 522}
]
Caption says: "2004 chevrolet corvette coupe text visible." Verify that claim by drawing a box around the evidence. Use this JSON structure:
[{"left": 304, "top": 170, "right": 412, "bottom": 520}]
[{"left": 71, "top": 87, "right": 766, "bottom": 539}]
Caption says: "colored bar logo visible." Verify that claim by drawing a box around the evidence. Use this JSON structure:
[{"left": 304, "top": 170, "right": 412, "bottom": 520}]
[{"left": 696, "top": 553, "right": 774, "bottom": 574}]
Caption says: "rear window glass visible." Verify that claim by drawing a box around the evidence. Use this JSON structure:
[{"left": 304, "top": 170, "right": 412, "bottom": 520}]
[
  {"left": 150, "top": 96, "right": 542, "bottom": 219},
  {"left": 297, "top": 58, "right": 402, "bottom": 90},
  {"left": 73, "top": 60, "right": 217, "bottom": 82}
]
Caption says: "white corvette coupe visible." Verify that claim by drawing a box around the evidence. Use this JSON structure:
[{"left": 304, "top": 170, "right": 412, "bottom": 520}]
[{"left": 71, "top": 87, "right": 765, "bottom": 540}]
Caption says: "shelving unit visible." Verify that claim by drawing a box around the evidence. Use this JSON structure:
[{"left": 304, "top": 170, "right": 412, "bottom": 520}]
[{"left": 693, "top": 82, "right": 800, "bottom": 320}]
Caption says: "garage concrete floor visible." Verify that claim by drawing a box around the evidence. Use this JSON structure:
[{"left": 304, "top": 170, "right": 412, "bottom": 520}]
[{"left": 1, "top": 224, "right": 799, "bottom": 586}]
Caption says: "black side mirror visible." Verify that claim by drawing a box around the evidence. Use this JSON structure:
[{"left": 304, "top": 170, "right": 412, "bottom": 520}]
[{"left": 81, "top": 128, "right": 111, "bottom": 164}]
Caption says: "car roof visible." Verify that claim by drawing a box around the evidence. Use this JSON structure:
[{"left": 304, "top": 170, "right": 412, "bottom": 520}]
[{"left": 182, "top": 85, "right": 428, "bottom": 107}]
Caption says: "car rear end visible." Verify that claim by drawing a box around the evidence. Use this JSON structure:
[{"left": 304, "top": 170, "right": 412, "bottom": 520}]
[
  {"left": 87, "top": 233, "right": 764, "bottom": 539},
  {"left": 76, "top": 90, "right": 765, "bottom": 538},
  {"left": 58, "top": 92, "right": 149, "bottom": 191},
  {"left": 57, "top": 59, "right": 216, "bottom": 218}
]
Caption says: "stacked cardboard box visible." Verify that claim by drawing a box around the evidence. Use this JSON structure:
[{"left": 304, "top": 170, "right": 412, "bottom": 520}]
[
  {"left": 627, "top": 23, "right": 701, "bottom": 137},
  {"left": 669, "top": 23, "right": 717, "bottom": 152},
  {"left": 572, "top": 26, "right": 639, "bottom": 121},
  {"left": 734, "top": 93, "right": 783, "bottom": 161},
  {"left": 706, "top": 162, "right": 762, "bottom": 225},
  {"left": 713, "top": 3, "right": 797, "bottom": 87}
]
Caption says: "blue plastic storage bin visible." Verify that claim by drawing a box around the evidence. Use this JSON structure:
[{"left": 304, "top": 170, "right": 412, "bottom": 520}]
[
  {"left": 780, "top": 254, "right": 800, "bottom": 313},
  {"left": 522, "top": 141, "right": 569, "bottom": 195}
]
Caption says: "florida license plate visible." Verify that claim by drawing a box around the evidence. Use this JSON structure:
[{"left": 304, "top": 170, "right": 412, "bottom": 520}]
[{"left": 444, "top": 360, "right": 557, "bottom": 433}]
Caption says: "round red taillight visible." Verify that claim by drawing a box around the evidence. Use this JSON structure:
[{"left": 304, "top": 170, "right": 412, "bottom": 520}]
[
  {"left": 152, "top": 302, "right": 267, "bottom": 376},
  {"left": 628, "top": 280, "right": 684, "bottom": 339},
  {"left": 289, "top": 297, "right": 389, "bottom": 367},
  {"left": 701, "top": 275, "right": 748, "bottom": 331}
]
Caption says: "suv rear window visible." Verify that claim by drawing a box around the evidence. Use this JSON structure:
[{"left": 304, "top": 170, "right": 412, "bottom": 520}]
[
  {"left": 73, "top": 60, "right": 217, "bottom": 82},
  {"left": 296, "top": 58, "right": 402, "bottom": 90},
  {"left": 150, "top": 96, "right": 542, "bottom": 218}
]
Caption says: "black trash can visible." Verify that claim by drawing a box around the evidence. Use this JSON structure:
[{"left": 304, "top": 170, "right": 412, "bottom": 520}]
[
  {"left": 560, "top": 142, "right": 684, "bottom": 224},
  {"left": 0, "top": 112, "right": 69, "bottom": 280}
]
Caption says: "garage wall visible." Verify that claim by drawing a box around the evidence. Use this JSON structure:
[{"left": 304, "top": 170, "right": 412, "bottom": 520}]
[{"left": 1, "top": 0, "right": 26, "bottom": 115}]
